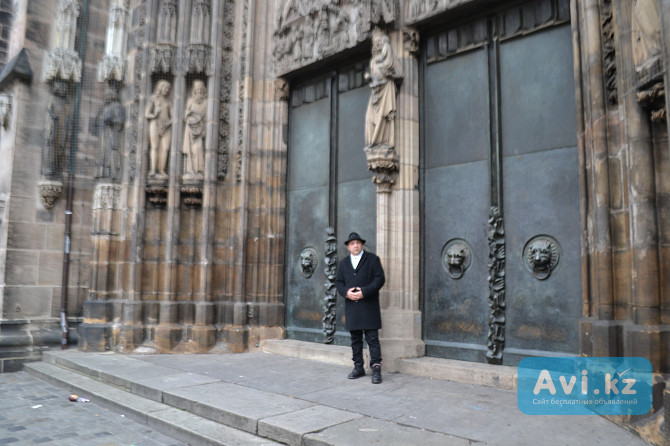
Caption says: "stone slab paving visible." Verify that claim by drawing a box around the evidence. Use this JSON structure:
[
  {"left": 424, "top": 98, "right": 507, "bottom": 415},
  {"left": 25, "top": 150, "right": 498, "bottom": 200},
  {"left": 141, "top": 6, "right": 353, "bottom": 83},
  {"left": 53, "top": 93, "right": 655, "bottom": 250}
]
[
  {"left": 0, "top": 371, "right": 186, "bottom": 446},
  {"left": 26, "top": 349, "right": 654, "bottom": 446}
]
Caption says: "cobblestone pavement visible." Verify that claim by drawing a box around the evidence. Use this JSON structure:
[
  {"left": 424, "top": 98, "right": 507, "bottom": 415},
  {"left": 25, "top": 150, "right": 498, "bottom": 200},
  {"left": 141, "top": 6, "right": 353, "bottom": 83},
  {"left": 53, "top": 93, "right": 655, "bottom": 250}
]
[{"left": 0, "top": 371, "right": 187, "bottom": 446}]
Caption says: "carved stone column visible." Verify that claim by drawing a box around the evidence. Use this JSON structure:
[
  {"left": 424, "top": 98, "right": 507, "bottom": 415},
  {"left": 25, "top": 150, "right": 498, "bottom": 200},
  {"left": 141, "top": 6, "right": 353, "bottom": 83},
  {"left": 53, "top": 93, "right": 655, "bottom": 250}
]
[{"left": 376, "top": 28, "right": 425, "bottom": 371}]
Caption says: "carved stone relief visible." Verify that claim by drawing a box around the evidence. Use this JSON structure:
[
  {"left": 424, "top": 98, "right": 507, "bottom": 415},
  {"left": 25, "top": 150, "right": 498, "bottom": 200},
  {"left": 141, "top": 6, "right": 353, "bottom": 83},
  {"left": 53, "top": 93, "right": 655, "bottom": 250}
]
[
  {"left": 182, "top": 80, "right": 207, "bottom": 181},
  {"left": 93, "top": 183, "right": 123, "bottom": 210},
  {"left": 632, "top": 0, "right": 666, "bottom": 122},
  {"left": 146, "top": 80, "right": 172, "bottom": 179},
  {"left": 44, "top": 0, "right": 82, "bottom": 82},
  {"left": 364, "top": 28, "right": 403, "bottom": 193},
  {"left": 523, "top": 235, "right": 560, "bottom": 280},
  {"left": 98, "top": 0, "right": 129, "bottom": 82},
  {"left": 322, "top": 227, "right": 338, "bottom": 344},
  {"left": 299, "top": 247, "right": 318, "bottom": 278},
  {"left": 150, "top": 0, "right": 178, "bottom": 73},
  {"left": 273, "top": 0, "right": 396, "bottom": 76},
  {"left": 486, "top": 206, "right": 505, "bottom": 365},
  {"left": 601, "top": 0, "right": 617, "bottom": 105},
  {"left": 93, "top": 84, "right": 125, "bottom": 182},
  {"left": 41, "top": 79, "right": 72, "bottom": 183},
  {"left": 0, "top": 94, "right": 11, "bottom": 128},
  {"left": 441, "top": 238, "right": 472, "bottom": 279}
]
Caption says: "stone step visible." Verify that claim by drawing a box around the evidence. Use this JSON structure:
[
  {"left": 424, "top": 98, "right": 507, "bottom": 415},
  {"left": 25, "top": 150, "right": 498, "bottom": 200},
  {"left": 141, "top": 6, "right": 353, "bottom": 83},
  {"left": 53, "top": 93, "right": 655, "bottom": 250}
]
[{"left": 24, "top": 360, "right": 281, "bottom": 446}]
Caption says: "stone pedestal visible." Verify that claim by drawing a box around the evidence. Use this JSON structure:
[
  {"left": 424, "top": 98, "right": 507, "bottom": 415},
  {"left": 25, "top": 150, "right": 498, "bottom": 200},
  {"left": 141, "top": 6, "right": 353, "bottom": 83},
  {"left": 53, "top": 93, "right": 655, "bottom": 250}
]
[{"left": 380, "top": 308, "right": 425, "bottom": 372}]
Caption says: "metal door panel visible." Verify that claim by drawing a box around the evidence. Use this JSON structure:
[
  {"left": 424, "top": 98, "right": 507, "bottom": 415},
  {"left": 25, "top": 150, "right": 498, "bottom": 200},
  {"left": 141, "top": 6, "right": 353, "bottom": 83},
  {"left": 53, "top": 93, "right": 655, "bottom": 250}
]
[
  {"left": 500, "top": 25, "right": 577, "bottom": 156},
  {"left": 286, "top": 94, "right": 330, "bottom": 342},
  {"left": 503, "top": 147, "right": 581, "bottom": 359},
  {"left": 425, "top": 49, "right": 490, "bottom": 169},
  {"left": 424, "top": 161, "right": 490, "bottom": 361}
]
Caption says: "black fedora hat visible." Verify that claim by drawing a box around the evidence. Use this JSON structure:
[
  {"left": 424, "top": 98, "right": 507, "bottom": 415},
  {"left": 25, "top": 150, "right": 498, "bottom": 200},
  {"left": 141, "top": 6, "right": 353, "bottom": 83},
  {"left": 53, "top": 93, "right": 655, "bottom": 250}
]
[{"left": 344, "top": 232, "right": 366, "bottom": 245}]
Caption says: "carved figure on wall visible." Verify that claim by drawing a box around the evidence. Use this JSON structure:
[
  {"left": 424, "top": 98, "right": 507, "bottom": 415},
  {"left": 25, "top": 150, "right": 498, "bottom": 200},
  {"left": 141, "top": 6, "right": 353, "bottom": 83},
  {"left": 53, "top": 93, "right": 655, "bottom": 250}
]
[
  {"left": 94, "top": 85, "right": 125, "bottom": 182},
  {"left": 632, "top": 0, "right": 666, "bottom": 121},
  {"left": 41, "top": 80, "right": 72, "bottom": 181},
  {"left": 632, "top": 0, "right": 661, "bottom": 75},
  {"left": 182, "top": 80, "right": 207, "bottom": 179},
  {"left": 365, "top": 28, "right": 403, "bottom": 149},
  {"left": 145, "top": 80, "right": 172, "bottom": 178}
]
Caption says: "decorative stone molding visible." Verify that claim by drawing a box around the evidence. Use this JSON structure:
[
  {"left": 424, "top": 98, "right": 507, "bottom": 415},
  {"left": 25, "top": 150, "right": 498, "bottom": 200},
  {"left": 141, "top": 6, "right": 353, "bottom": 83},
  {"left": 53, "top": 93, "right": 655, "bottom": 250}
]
[
  {"left": 0, "top": 93, "right": 11, "bottom": 128},
  {"left": 600, "top": 0, "right": 617, "bottom": 105},
  {"left": 44, "top": 48, "right": 82, "bottom": 82},
  {"left": 184, "top": 44, "right": 212, "bottom": 75},
  {"left": 44, "top": 0, "right": 82, "bottom": 82},
  {"left": 98, "top": 0, "right": 129, "bottom": 82},
  {"left": 273, "top": 0, "right": 396, "bottom": 76},
  {"left": 149, "top": 43, "right": 177, "bottom": 74},
  {"left": 486, "top": 206, "right": 505, "bottom": 365},
  {"left": 180, "top": 178, "right": 203, "bottom": 207},
  {"left": 364, "top": 144, "right": 399, "bottom": 193},
  {"left": 38, "top": 180, "right": 63, "bottom": 210},
  {"left": 322, "top": 227, "right": 337, "bottom": 344},
  {"left": 146, "top": 178, "right": 169, "bottom": 207},
  {"left": 93, "top": 183, "right": 123, "bottom": 210}
]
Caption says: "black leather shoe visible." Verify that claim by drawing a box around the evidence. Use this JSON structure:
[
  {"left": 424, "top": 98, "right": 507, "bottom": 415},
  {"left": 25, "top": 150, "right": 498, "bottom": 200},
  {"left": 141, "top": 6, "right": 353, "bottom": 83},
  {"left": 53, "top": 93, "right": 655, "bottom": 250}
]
[
  {"left": 348, "top": 367, "right": 366, "bottom": 379},
  {"left": 371, "top": 365, "right": 382, "bottom": 384}
]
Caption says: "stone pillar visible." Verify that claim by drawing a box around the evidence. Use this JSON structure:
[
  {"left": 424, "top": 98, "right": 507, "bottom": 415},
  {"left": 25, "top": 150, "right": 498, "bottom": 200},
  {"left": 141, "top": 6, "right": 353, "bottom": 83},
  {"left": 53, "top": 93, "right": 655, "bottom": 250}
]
[
  {"left": 377, "top": 29, "right": 424, "bottom": 371},
  {"left": 576, "top": 0, "right": 618, "bottom": 357}
]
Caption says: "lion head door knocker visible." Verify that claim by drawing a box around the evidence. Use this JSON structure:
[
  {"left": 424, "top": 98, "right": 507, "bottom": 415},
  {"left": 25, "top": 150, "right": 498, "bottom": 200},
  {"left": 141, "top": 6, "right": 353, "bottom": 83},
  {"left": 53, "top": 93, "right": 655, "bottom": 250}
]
[
  {"left": 299, "top": 247, "right": 318, "bottom": 278},
  {"left": 523, "top": 235, "right": 560, "bottom": 280},
  {"left": 441, "top": 239, "right": 472, "bottom": 279}
]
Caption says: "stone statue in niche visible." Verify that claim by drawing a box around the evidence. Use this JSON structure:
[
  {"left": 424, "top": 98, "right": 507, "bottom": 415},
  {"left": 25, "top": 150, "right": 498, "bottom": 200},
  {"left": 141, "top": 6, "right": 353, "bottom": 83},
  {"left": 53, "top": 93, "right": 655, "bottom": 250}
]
[
  {"left": 365, "top": 28, "right": 403, "bottom": 149},
  {"left": 523, "top": 236, "right": 560, "bottom": 280},
  {"left": 145, "top": 80, "right": 172, "bottom": 178},
  {"left": 93, "top": 84, "right": 125, "bottom": 182},
  {"left": 41, "top": 79, "right": 72, "bottom": 181},
  {"left": 632, "top": 0, "right": 666, "bottom": 121},
  {"left": 182, "top": 80, "right": 207, "bottom": 180}
]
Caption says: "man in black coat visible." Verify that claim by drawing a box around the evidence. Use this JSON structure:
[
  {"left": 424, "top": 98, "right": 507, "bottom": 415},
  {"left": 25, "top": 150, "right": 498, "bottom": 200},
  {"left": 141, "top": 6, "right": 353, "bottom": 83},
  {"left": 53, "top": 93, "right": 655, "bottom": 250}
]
[{"left": 335, "top": 232, "right": 386, "bottom": 384}]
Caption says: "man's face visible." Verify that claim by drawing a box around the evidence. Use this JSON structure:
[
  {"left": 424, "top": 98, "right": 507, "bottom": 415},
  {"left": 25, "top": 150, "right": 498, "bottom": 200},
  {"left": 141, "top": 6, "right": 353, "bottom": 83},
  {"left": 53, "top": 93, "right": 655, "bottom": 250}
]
[{"left": 347, "top": 240, "right": 363, "bottom": 256}]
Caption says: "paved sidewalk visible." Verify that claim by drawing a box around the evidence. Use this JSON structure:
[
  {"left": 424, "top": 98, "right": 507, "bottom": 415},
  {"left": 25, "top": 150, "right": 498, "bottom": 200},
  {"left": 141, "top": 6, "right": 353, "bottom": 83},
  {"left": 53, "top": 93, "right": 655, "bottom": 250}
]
[
  {"left": 0, "top": 371, "right": 187, "bottom": 446},
  {"left": 21, "top": 344, "right": 652, "bottom": 446}
]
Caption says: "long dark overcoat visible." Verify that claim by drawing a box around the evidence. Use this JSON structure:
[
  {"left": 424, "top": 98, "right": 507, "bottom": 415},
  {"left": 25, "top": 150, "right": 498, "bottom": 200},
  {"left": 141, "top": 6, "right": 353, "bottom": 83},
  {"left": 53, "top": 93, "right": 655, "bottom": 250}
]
[{"left": 335, "top": 251, "right": 386, "bottom": 331}]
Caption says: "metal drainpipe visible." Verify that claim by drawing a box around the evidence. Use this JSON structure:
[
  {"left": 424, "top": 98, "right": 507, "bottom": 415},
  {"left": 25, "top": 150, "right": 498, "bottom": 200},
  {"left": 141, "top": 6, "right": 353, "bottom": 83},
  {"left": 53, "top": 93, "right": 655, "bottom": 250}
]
[{"left": 60, "top": 0, "right": 89, "bottom": 349}]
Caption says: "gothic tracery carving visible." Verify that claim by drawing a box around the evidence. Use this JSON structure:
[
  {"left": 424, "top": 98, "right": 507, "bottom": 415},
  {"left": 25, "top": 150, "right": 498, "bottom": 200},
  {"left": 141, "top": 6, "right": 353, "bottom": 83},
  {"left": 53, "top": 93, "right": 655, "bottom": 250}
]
[
  {"left": 44, "top": 0, "right": 82, "bottom": 82},
  {"left": 98, "top": 0, "right": 130, "bottom": 82}
]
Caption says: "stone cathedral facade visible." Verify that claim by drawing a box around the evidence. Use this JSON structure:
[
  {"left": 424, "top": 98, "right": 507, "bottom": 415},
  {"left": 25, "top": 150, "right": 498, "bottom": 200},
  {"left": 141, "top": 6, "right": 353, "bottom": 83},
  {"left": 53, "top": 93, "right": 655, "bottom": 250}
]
[{"left": 0, "top": 0, "right": 669, "bottom": 441}]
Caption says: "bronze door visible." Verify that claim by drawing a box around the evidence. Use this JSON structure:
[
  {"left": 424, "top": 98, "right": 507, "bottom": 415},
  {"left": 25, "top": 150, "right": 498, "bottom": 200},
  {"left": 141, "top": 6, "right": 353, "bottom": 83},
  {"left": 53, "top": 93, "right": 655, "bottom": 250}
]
[
  {"left": 422, "top": 0, "right": 581, "bottom": 365},
  {"left": 285, "top": 66, "right": 377, "bottom": 345}
]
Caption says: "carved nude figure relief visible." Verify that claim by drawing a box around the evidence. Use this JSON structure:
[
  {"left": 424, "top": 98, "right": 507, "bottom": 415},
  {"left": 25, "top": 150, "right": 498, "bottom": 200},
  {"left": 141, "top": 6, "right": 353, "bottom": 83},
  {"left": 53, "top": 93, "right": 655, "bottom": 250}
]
[
  {"left": 182, "top": 80, "right": 207, "bottom": 179},
  {"left": 145, "top": 80, "right": 172, "bottom": 178}
]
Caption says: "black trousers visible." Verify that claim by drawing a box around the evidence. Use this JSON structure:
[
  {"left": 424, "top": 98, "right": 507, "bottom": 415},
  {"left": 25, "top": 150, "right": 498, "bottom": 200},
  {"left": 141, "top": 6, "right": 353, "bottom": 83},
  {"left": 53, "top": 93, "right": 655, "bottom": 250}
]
[{"left": 350, "top": 329, "right": 382, "bottom": 368}]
